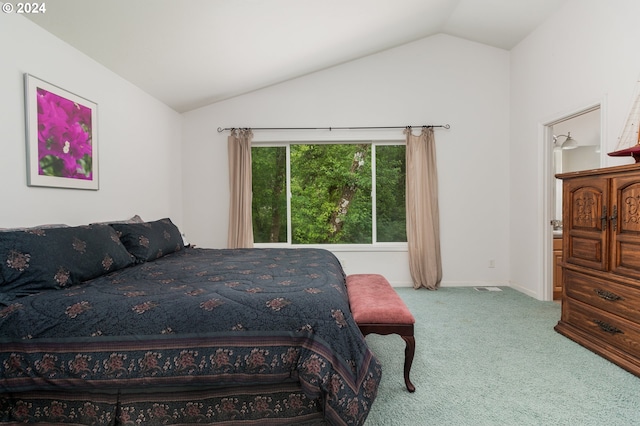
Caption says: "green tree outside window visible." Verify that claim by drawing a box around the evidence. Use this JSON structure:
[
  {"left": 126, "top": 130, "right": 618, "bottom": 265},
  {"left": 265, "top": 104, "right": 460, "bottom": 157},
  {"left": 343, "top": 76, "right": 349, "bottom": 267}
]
[{"left": 252, "top": 143, "right": 406, "bottom": 244}]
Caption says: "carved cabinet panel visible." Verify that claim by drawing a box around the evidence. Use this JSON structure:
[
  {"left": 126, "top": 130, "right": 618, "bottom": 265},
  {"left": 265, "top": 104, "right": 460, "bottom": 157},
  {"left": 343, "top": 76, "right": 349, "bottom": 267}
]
[
  {"left": 563, "top": 177, "right": 608, "bottom": 271},
  {"left": 610, "top": 176, "right": 640, "bottom": 281}
]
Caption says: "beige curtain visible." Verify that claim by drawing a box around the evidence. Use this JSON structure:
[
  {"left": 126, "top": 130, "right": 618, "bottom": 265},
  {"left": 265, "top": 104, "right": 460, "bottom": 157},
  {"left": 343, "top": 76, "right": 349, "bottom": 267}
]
[
  {"left": 405, "top": 127, "right": 442, "bottom": 289},
  {"left": 227, "top": 129, "right": 254, "bottom": 248}
]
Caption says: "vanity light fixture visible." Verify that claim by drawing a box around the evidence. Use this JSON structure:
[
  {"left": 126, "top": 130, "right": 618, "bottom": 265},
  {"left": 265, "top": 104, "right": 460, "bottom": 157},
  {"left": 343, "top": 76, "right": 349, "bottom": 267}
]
[{"left": 553, "top": 132, "right": 578, "bottom": 150}]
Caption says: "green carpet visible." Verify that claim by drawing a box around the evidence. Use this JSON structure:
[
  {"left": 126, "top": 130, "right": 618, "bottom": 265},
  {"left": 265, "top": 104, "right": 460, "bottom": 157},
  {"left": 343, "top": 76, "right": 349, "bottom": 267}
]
[{"left": 363, "top": 287, "right": 640, "bottom": 425}]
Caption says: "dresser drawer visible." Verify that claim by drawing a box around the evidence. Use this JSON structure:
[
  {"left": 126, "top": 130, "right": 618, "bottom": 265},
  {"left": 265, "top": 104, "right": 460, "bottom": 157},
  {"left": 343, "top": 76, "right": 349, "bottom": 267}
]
[
  {"left": 564, "top": 269, "right": 640, "bottom": 324},
  {"left": 563, "top": 298, "right": 640, "bottom": 358}
]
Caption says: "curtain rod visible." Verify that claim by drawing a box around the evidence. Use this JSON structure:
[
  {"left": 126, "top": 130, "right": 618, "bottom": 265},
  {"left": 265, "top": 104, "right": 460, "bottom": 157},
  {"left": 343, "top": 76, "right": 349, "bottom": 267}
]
[{"left": 216, "top": 124, "right": 450, "bottom": 133}]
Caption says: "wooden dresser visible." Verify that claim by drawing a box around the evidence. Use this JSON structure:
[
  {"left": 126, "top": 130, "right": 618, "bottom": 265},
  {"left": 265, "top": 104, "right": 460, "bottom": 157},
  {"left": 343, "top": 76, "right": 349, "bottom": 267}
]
[{"left": 555, "top": 163, "right": 640, "bottom": 377}]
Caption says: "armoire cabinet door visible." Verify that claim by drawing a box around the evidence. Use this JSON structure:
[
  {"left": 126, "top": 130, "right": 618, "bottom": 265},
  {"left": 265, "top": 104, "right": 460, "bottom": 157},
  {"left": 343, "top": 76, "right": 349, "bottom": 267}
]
[
  {"left": 563, "top": 176, "right": 608, "bottom": 271},
  {"left": 610, "top": 175, "right": 640, "bottom": 280}
]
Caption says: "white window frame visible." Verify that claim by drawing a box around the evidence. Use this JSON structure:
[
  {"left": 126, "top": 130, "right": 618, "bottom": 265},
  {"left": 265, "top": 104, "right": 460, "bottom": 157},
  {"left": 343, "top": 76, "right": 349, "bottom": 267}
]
[{"left": 252, "top": 139, "right": 408, "bottom": 252}]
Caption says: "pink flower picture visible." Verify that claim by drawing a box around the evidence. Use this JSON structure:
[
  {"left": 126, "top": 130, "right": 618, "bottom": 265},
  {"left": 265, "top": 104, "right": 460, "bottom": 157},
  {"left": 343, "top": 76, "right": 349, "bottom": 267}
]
[
  {"left": 36, "top": 88, "right": 93, "bottom": 179},
  {"left": 25, "top": 74, "right": 98, "bottom": 190}
]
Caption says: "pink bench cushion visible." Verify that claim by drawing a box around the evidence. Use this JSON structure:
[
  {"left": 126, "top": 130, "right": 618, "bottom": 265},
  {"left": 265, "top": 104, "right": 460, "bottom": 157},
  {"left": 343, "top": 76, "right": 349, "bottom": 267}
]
[{"left": 346, "top": 274, "right": 415, "bottom": 324}]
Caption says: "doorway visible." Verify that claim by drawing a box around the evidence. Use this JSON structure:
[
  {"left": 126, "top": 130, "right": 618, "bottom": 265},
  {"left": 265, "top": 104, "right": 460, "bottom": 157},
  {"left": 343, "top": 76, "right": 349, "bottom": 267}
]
[{"left": 542, "top": 104, "right": 603, "bottom": 301}]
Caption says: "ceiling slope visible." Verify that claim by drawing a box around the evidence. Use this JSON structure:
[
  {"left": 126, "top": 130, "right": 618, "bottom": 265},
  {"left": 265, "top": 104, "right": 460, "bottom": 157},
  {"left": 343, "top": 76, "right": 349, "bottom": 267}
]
[{"left": 23, "top": 0, "right": 567, "bottom": 112}]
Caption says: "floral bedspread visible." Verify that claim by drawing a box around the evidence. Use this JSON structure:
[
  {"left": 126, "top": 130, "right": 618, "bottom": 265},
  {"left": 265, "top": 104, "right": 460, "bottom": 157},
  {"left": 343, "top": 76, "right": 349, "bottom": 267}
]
[{"left": 0, "top": 248, "right": 381, "bottom": 425}]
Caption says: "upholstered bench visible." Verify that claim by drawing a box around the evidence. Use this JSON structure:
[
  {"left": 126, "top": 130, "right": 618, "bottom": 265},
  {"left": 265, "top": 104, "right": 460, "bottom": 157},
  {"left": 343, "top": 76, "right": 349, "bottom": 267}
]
[{"left": 345, "top": 274, "right": 416, "bottom": 392}]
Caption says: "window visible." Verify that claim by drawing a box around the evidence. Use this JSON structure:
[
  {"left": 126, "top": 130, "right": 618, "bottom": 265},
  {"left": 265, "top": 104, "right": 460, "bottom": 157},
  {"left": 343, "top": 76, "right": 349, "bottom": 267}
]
[{"left": 252, "top": 142, "right": 406, "bottom": 245}]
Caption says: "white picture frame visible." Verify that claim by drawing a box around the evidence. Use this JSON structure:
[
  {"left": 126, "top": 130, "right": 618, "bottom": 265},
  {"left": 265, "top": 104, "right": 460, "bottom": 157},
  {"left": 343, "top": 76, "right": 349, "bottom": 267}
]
[{"left": 24, "top": 74, "right": 99, "bottom": 190}]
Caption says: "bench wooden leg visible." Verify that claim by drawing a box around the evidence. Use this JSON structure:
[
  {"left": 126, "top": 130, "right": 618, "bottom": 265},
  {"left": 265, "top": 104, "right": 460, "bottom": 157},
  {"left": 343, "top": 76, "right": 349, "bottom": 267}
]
[
  {"left": 401, "top": 335, "right": 416, "bottom": 392},
  {"left": 358, "top": 324, "right": 416, "bottom": 392}
]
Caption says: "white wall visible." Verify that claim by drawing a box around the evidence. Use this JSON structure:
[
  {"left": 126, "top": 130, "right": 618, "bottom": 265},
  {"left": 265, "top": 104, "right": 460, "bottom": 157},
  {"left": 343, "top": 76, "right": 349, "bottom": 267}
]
[
  {"left": 14, "top": 2, "right": 640, "bottom": 294},
  {"left": 510, "top": 0, "right": 640, "bottom": 298},
  {"left": 183, "top": 34, "right": 511, "bottom": 287},
  {"left": 0, "top": 13, "right": 183, "bottom": 228}
]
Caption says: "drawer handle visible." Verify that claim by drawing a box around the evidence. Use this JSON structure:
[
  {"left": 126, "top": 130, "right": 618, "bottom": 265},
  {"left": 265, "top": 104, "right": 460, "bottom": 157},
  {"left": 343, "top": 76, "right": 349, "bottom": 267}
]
[
  {"left": 593, "top": 319, "right": 624, "bottom": 335},
  {"left": 594, "top": 289, "right": 624, "bottom": 302}
]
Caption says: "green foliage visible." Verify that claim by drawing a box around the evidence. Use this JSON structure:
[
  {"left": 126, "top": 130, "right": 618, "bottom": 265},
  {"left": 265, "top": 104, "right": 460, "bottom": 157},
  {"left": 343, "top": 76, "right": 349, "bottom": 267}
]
[
  {"left": 78, "top": 154, "right": 92, "bottom": 177},
  {"left": 39, "top": 155, "right": 65, "bottom": 176},
  {"left": 376, "top": 145, "right": 407, "bottom": 242},
  {"left": 251, "top": 143, "right": 407, "bottom": 244},
  {"left": 291, "top": 144, "right": 371, "bottom": 244},
  {"left": 252, "top": 147, "right": 287, "bottom": 243}
]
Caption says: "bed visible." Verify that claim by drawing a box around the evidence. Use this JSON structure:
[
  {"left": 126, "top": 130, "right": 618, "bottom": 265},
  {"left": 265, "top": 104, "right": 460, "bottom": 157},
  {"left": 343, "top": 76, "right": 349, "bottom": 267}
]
[{"left": 0, "top": 219, "right": 381, "bottom": 425}]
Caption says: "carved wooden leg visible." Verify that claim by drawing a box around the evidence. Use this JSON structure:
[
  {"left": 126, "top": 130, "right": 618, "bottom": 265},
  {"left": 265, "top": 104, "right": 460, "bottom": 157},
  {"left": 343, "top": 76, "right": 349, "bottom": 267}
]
[{"left": 401, "top": 335, "right": 416, "bottom": 392}]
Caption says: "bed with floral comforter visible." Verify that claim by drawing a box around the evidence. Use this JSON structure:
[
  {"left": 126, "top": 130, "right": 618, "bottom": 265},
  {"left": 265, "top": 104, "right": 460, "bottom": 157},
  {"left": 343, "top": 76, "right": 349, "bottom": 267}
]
[{"left": 0, "top": 219, "right": 380, "bottom": 425}]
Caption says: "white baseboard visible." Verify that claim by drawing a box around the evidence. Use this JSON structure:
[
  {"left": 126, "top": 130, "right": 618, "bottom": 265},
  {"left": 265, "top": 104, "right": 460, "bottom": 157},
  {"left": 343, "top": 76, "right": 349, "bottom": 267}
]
[
  {"left": 388, "top": 280, "right": 510, "bottom": 288},
  {"left": 508, "top": 281, "right": 538, "bottom": 299}
]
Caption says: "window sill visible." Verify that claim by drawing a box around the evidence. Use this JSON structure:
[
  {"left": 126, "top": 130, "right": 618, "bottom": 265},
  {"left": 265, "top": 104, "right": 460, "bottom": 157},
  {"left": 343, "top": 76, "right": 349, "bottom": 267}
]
[{"left": 253, "top": 243, "right": 408, "bottom": 252}]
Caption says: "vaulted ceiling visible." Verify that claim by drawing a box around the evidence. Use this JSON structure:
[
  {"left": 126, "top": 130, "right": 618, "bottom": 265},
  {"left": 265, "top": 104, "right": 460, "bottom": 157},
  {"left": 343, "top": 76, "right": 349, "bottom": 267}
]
[{"left": 25, "top": 0, "right": 567, "bottom": 112}]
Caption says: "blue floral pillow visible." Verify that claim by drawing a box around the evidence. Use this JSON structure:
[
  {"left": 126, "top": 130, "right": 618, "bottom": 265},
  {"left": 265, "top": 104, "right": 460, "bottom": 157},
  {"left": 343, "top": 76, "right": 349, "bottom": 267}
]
[
  {"left": 111, "top": 218, "right": 184, "bottom": 263},
  {"left": 0, "top": 224, "right": 135, "bottom": 299}
]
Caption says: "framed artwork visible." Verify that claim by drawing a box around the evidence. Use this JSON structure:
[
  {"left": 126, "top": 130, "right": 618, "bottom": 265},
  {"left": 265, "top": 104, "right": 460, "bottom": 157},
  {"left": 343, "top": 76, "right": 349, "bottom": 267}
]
[{"left": 24, "top": 74, "right": 99, "bottom": 190}]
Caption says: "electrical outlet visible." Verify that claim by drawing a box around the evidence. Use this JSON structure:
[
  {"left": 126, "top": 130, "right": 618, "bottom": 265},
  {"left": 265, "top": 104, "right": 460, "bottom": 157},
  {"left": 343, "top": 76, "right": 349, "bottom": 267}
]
[{"left": 489, "top": 259, "right": 495, "bottom": 268}]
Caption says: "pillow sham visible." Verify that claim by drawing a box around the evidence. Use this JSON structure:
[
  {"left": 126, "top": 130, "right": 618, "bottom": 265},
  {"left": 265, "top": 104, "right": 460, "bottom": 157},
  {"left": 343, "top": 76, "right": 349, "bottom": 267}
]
[
  {"left": 111, "top": 218, "right": 184, "bottom": 263},
  {"left": 0, "top": 224, "right": 68, "bottom": 232},
  {"left": 0, "top": 224, "right": 135, "bottom": 299},
  {"left": 90, "top": 214, "right": 144, "bottom": 226}
]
